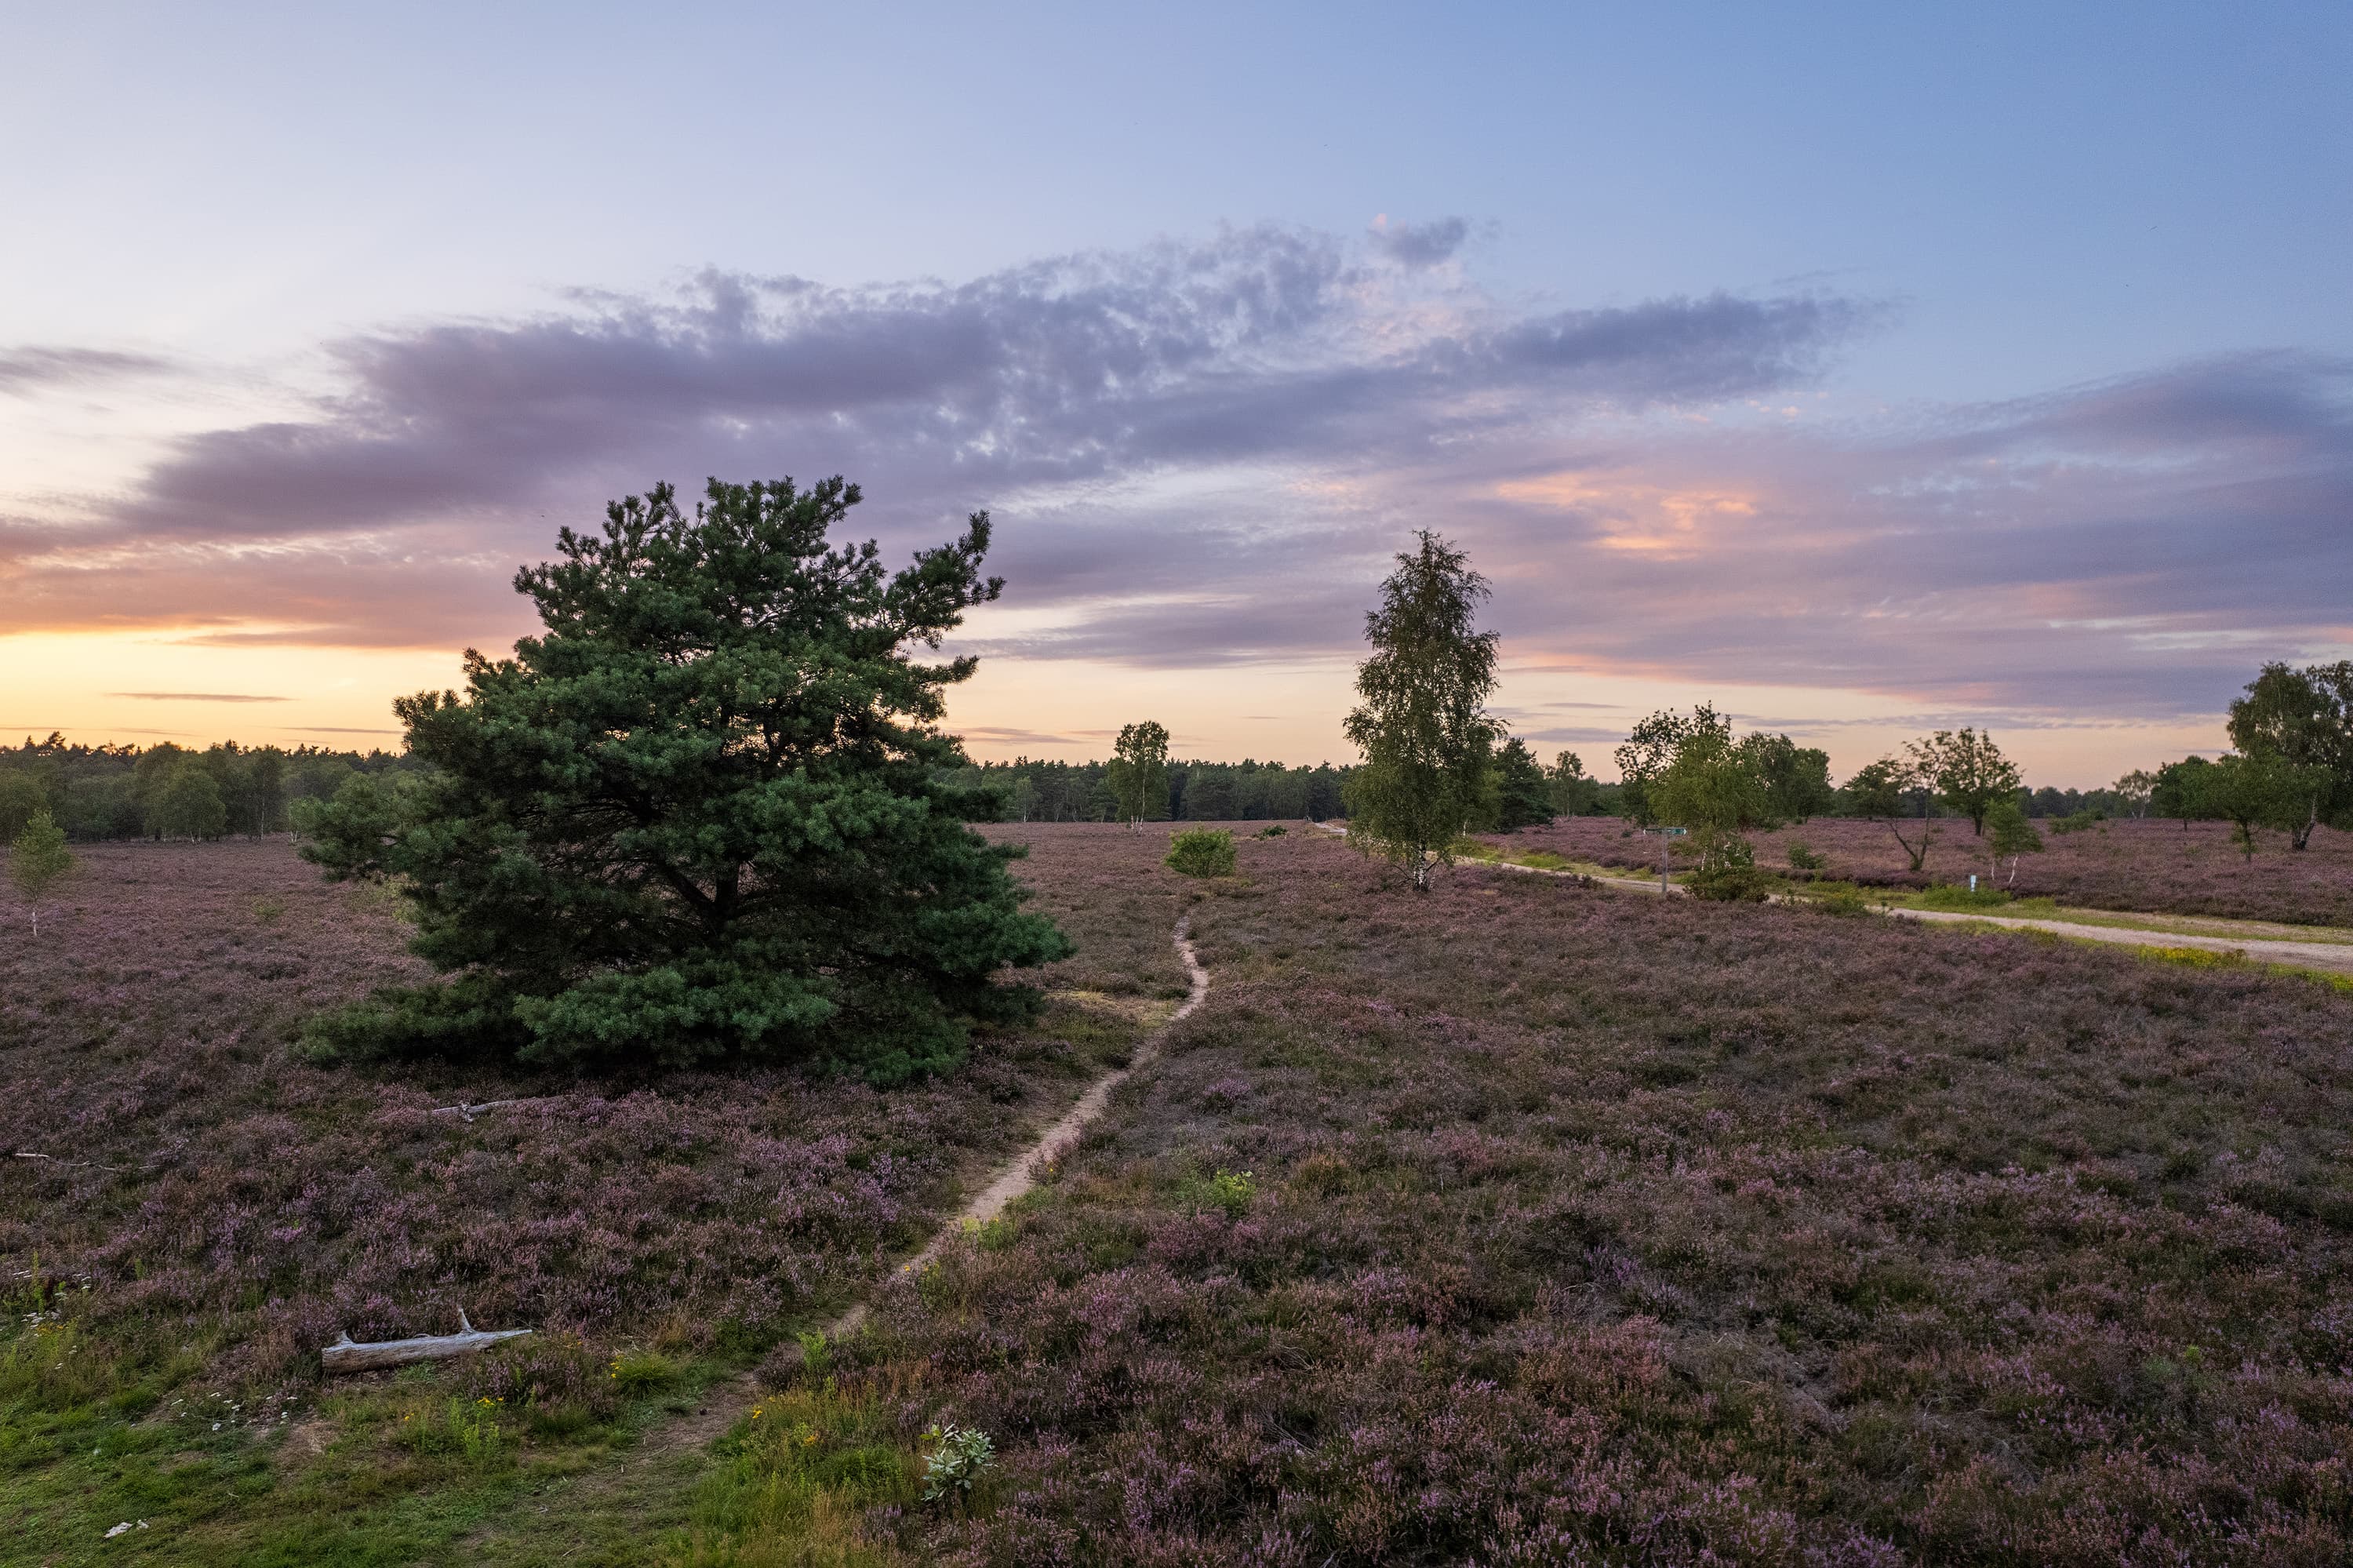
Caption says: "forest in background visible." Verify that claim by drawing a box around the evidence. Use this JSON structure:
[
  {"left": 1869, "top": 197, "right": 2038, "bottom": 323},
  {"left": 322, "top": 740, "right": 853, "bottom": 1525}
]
[
  {"left": 0, "top": 733, "right": 409, "bottom": 842},
  {"left": 0, "top": 733, "right": 2148, "bottom": 842}
]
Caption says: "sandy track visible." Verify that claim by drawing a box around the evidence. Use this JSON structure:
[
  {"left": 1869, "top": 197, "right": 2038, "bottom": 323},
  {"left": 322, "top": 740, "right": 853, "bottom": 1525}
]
[
  {"left": 832, "top": 914, "right": 1209, "bottom": 1332},
  {"left": 1315, "top": 821, "right": 2353, "bottom": 977}
]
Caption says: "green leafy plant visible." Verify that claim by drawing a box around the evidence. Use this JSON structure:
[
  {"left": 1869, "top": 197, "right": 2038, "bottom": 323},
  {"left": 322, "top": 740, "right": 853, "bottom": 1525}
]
[
  {"left": 398, "top": 1396, "right": 509, "bottom": 1468},
  {"left": 1786, "top": 842, "right": 1827, "bottom": 871},
  {"left": 1166, "top": 828, "right": 1237, "bottom": 878},
  {"left": 920, "top": 1421, "right": 995, "bottom": 1502},
  {"left": 1205, "top": 1169, "right": 1257, "bottom": 1218}
]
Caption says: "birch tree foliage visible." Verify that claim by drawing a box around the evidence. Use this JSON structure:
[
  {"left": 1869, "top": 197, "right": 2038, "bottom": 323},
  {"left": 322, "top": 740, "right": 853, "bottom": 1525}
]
[{"left": 1340, "top": 532, "right": 1500, "bottom": 892}]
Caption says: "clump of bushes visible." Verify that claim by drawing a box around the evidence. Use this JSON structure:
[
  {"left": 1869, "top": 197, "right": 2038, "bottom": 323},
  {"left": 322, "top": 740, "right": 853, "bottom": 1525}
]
[
  {"left": 1682, "top": 835, "right": 1773, "bottom": 901},
  {"left": 1255, "top": 824, "right": 1288, "bottom": 838},
  {"left": 1786, "top": 841, "right": 1826, "bottom": 871},
  {"left": 1795, "top": 880, "right": 1873, "bottom": 916},
  {"left": 1165, "top": 828, "right": 1237, "bottom": 878},
  {"left": 2049, "top": 809, "right": 2107, "bottom": 835}
]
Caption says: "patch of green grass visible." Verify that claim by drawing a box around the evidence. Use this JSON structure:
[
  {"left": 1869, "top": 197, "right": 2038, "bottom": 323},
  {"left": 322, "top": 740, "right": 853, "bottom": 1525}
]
[
  {"left": 0, "top": 1321, "right": 763, "bottom": 1567},
  {"left": 661, "top": 1369, "right": 923, "bottom": 1566}
]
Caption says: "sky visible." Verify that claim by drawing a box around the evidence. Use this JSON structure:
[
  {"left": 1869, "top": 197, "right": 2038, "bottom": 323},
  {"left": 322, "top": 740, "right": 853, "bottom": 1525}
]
[{"left": 3, "top": 2, "right": 2348, "bottom": 784}]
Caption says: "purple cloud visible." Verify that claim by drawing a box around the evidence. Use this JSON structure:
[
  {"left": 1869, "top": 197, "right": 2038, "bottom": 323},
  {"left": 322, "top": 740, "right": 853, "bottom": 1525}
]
[{"left": 2, "top": 226, "right": 2342, "bottom": 735}]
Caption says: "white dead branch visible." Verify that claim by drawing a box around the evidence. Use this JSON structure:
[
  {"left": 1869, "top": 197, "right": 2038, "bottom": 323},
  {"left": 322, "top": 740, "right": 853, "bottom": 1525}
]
[
  {"left": 321, "top": 1308, "right": 530, "bottom": 1373},
  {"left": 426, "top": 1096, "right": 565, "bottom": 1122}
]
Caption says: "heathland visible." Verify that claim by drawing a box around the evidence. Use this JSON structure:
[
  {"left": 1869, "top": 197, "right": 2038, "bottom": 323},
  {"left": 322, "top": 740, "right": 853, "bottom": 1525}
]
[
  {"left": 1489, "top": 814, "right": 2353, "bottom": 928},
  {"left": 6, "top": 824, "right": 2351, "bottom": 1563}
]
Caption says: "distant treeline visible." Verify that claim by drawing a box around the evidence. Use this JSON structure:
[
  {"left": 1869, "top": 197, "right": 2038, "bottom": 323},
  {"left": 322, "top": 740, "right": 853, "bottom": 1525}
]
[
  {"left": 0, "top": 734, "right": 411, "bottom": 842},
  {"left": 945, "top": 758, "right": 1357, "bottom": 823},
  {"left": 947, "top": 751, "right": 2140, "bottom": 827},
  {"left": 0, "top": 732, "right": 2170, "bottom": 844}
]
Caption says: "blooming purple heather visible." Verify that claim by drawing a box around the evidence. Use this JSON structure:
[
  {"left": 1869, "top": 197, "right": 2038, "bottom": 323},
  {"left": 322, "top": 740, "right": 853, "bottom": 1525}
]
[
  {"left": 0, "top": 834, "right": 1181, "bottom": 1388},
  {"left": 798, "top": 828, "right": 2353, "bottom": 1563}
]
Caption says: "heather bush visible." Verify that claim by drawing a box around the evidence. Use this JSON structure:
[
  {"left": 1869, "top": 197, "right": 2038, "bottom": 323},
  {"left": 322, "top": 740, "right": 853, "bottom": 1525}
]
[
  {"left": 827, "top": 833, "right": 2353, "bottom": 1563},
  {"left": 1164, "top": 827, "right": 1238, "bottom": 878}
]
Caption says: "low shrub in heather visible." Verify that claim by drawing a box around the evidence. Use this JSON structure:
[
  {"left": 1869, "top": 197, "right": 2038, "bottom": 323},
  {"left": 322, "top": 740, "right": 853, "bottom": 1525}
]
[
  {"left": 1165, "top": 827, "right": 1239, "bottom": 878},
  {"left": 810, "top": 832, "right": 2353, "bottom": 1564},
  {"left": 1492, "top": 814, "right": 2353, "bottom": 926}
]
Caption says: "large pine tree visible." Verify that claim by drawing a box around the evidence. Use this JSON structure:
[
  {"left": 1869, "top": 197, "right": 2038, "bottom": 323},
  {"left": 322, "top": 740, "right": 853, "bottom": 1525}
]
[{"left": 301, "top": 477, "right": 1071, "bottom": 1082}]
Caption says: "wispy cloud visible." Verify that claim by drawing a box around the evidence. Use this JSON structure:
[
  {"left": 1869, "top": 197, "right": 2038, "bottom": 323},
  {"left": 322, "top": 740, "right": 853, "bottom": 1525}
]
[
  {"left": 0, "top": 345, "right": 175, "bottom": 394},
  {"left": 108, "top": 691, "right": 291, "bottom": 703},
  {"left": 3, "top": 226, "right": 2344, "bottom": 735}
]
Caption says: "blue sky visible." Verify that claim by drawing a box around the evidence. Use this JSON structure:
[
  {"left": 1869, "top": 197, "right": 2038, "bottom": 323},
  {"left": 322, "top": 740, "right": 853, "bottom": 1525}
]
[{"left": 3, "top": 2, "right": 2347, "bottom": 780}]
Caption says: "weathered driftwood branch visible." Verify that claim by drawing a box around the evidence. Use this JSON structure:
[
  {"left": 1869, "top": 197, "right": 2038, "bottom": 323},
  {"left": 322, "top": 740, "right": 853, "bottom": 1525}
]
[
  {"left": 321, "top": 1309, "right": 531, "bottom": 1374},
  {"left": 426, "top": 1096, "right": 566, "bottom": 1122},
  {"left": 13, "top": 1150, "right": 134, "bottom": 1173}
]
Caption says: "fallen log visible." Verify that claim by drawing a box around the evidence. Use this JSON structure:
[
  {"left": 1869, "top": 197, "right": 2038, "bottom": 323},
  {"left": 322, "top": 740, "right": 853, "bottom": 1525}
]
[
  {"left": 321, "top": 1309, "right": 530, "bottom": 1374},
  {"left": 426, "top": 1096, "right": 566, "bottom": 1122}
]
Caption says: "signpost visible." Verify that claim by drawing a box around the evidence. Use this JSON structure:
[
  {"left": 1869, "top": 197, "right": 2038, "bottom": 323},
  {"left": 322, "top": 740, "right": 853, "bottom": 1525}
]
[{"left": 1639, "top": 825, "right": 1687, "bottom": 892}]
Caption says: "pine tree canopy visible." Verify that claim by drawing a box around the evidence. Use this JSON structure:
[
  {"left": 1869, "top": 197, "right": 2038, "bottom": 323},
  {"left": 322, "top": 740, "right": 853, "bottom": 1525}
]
[{"left": 300, "top": 476, "right": 1071, "bottom": 1082}]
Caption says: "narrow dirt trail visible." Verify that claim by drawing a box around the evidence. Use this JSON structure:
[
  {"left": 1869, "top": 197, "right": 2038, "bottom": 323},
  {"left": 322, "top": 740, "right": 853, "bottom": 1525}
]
[
  {"left": 831, "top": 912, "right": 1209, "bottom": 1333},
  {"left": 1313, "top": 821, "right": 2353, "bottom": 976},
  {"left": 461, "top": 915, "right": 1211, "bottom": 1562}
]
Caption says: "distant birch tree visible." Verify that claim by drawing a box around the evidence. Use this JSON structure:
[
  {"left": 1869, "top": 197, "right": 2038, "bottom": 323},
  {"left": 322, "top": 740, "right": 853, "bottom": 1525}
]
[
  {"left": 1341, "top": 532, "right": 1500, "bottom": 892},
  {"left": 1104, "top": 721, "right": 1170, "bottom": 830},
  {"left": 9, "top": 810, "right": 73, "bottom": 938}
]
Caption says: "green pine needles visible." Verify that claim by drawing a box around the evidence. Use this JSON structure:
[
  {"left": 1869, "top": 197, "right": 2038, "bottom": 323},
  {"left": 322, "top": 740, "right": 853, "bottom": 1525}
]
[{"left": 298, "top": 477, "right": 1071, "bottom": 1082}]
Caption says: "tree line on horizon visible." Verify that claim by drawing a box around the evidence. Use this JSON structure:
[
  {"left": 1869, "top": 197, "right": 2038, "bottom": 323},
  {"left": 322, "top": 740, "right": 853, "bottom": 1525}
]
[{"left": 0, "top": 734, "right": 409, "bottom": 844}]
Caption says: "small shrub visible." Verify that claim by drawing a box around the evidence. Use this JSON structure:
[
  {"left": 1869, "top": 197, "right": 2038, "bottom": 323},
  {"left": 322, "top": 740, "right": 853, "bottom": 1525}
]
[
  {"left": 1786, "top": 842, "right": 1826, "bottom": 871},
  {"left": 1685, "top": 837, "right": 1773, "bottom": 902},
  {"left": 468, "top": 1332, "right": 620, "bottom": 1431},
  {"left": 608, "top": 1348, "right": 678, "bottom": 1393},
  {"left": 2049, "top": 809, "right": 2105, "bottom": 835},
  {"left": 253, "top": 896, "right": 287, "bottom": 924},
  {"left": 1797, "top": 882, "right": 1872, "bottom": 916},
  {"left": 1911, "top": 882, "right": 2013, "bottom": 911},
  {"left": 1204, "top": 1169, "right": 1256, "bottom": 1218},
  {"left": 921, "top": 1422, "right": 996, "bottom": 1502},
  {"left": 1256, "top": 824, "right": 1287, "bottom": 838},
  {"left": 1165, "top": 828, "right": 1237, "bottom": 878}
]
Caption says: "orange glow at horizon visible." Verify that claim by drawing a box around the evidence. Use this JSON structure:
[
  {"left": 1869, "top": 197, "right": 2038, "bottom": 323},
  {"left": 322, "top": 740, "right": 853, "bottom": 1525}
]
[{"left": 0, "top": 625, "right": 2226, "bottom": 788}]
